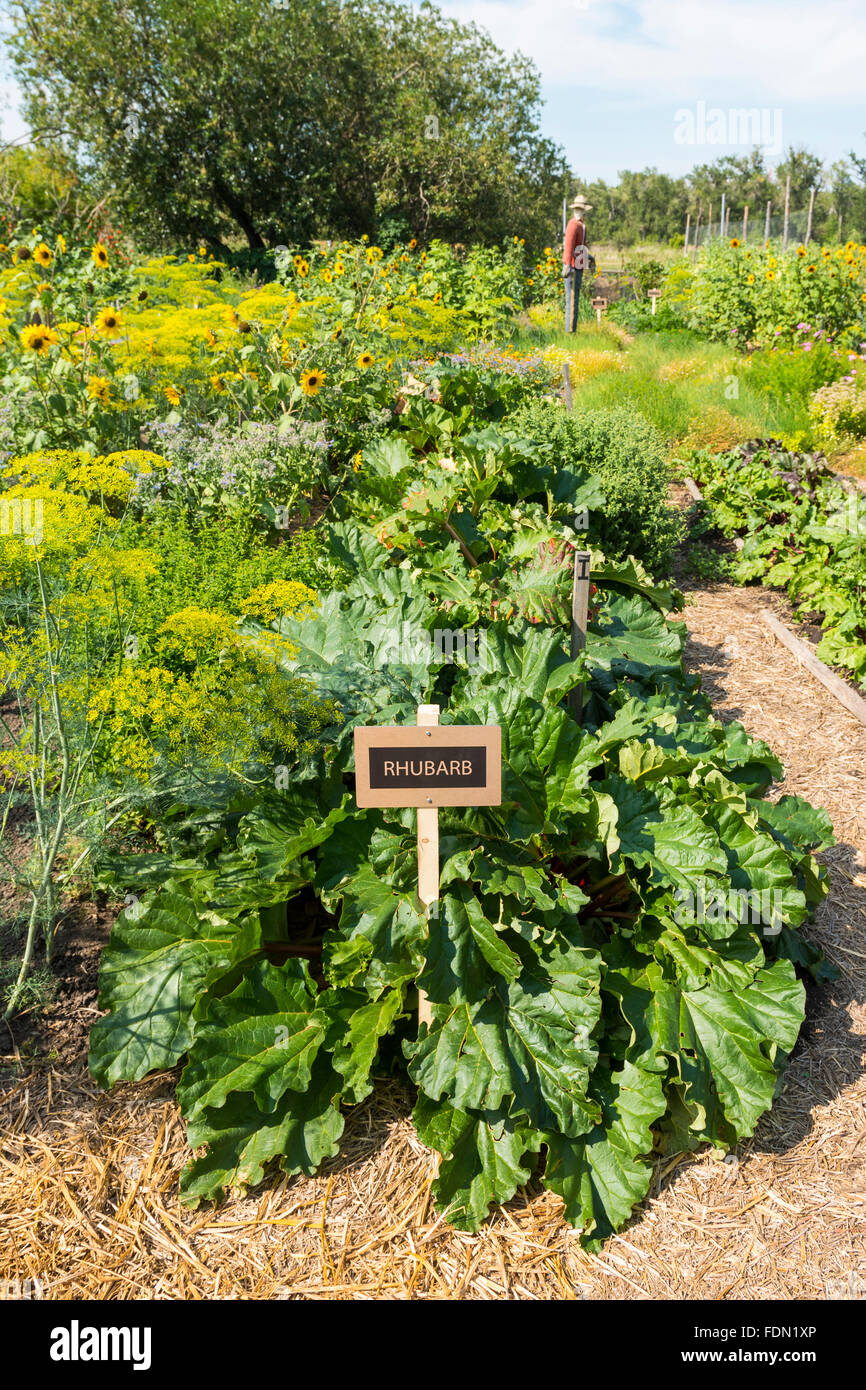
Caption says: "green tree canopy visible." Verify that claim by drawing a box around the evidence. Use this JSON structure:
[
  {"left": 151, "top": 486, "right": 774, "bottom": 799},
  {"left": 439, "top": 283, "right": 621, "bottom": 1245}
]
[{"left": 9, "top": 0, "right": 568, "bottom": 252}]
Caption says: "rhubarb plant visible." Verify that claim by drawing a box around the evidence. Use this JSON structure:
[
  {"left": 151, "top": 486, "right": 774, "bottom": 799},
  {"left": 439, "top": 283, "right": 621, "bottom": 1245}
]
[{"left": 89, "top": 440, "right": 835, "bottom": 1248}]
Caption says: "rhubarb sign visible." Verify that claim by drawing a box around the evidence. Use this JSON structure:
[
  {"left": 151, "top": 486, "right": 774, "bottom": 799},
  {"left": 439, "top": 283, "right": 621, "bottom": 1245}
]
[{"left": 353, "top": 723, "right": 501, "bottom": 808}]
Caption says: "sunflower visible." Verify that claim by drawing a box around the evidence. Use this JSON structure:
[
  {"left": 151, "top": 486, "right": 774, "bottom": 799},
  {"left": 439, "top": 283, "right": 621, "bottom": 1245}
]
[
  {"left": 796, "top": 246, "right": 806, "bottom": 257},
  {"left": 210, "top": 373, "right": 226, "bottom": 393},
  {"left": 300, "top": 368, "right": 325, "bottom": 395},
  {"left": 333, "top": 260, "right": 345, "bottom": 276},
  {"left": 806, "top": 264, "right": 817, "bottom": 274},
  {"left": 204, "top": 327, "right": 219, "bottom": 347},
  {"left": 20, "top": 324, "right": 60, "bottom": 354},
  {"left": 747, "top": 273, "right": 755, "bottom": 284},
  {"left": 321, "top": 268, "right": 333, "bottom": 283},
  {"left": 356, "top": 350, "right": 375, "bottom": 368},
  {"left": 409, "top": 238, "right": 418, "bottom": 250},
  {"left": 845, "top": 254, "right": 855, "bottom": 265},
  {"left": 94, "top": 306, "right": 122, "bottom": 335},
  {"left": 86, "top": 375, "right": 111, "bottom": 404},
  {"left": 33, "top": 243, "right": 52, "bottom": 267},
  {"left": 57, "top": 234, "right": 66, "bottom": 253},
  {"left": 296, "top": 259, "right": 309, "bottom": 277},
  {"left": 164, "top": 384, "right": 182, "bottom": 405},
  {"left": 187, "top": 253, "right": 196, "bottom": 263},
  {"left": 91, "top": 243, "right": 109, "bottom": 268},
  {"left": 729, "top": 237, "right": 741, "bottom": 248},
  {"left": 766, "top": 270, "right": 776, "bottom": 281},
  {"left": 198, "top": 245, "right": 207, "bottom": 257},
  {"left": 36, "top": 282, "right": 50, "bottom": 295}
]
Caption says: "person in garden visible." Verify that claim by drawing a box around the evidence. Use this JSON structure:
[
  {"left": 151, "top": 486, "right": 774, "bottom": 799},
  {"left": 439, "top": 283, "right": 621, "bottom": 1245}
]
[{"left": 562, "top": 194, "right": 593, "bottom": 332}]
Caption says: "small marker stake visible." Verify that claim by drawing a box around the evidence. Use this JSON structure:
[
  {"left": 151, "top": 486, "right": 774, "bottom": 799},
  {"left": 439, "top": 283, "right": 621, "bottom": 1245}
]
[{"left": 569, "top": 551, "right": 591, "bottom": 723}]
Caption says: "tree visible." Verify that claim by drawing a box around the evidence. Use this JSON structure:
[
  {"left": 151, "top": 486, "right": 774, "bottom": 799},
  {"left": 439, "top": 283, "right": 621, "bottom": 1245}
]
[{"left": 8, "top": 0, "right": 568, "bottom": 252}]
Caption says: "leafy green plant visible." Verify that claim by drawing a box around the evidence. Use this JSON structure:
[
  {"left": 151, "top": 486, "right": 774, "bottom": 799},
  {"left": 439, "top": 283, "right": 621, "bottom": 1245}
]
[
  {"left": 505, "top": 400, "right": 685, "bottom": 572},
  {"left": 686, "top": 439, "right": 866, "bottom": 684},
  {"left": 87, "top": 436, "right": 835, "bottom": 1245}
]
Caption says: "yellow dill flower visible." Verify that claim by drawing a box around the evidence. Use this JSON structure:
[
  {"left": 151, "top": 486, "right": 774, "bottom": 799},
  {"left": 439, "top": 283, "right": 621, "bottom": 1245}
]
[
  {"left": 33, "top": 242, "right": 52, "bottom": 267},
  {"left": 91, "top": 243, "right": 109, "bottom": 268},
  {"left": 164, "top": 384, "right": 182, "bottom": 405},
  {"left": 241, "top": 581, "right": 317, "bottom": 623},
  {"left": 20, "top": 324, "right": 60, "bottom": 354},
  {"left": 94, "top": 306, "right": 122, "bottom": 335},
  {"left": 86, "top": 375, "right": 111, "bottom": 404},
  {"left": 300, "top": 368, "right": 325, "bottom": 395},
  {"left": 356, "top": 350, "right": 375, "bottom": 368}
]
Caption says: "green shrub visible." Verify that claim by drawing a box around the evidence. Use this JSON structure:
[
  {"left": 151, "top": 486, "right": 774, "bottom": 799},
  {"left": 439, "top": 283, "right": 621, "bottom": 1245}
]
[{"left": 507, "top": 401, "right": 684, "bottom": 573}]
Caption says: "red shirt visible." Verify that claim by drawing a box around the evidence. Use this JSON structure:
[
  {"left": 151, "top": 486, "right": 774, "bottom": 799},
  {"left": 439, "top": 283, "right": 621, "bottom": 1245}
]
[{"left": 563, "top": 217, "right": 586, "bottom": 269}]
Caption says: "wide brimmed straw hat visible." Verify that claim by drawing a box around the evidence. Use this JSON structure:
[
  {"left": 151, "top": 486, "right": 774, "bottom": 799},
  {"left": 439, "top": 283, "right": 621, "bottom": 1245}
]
[{"left": 570, "top": 195, "right": 593, "bottom": 212}]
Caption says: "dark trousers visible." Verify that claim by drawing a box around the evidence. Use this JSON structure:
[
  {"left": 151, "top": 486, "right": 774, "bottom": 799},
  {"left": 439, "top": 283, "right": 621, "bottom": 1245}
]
[{"left": 564, "top": 269, "right": 584, "bottom": 332}]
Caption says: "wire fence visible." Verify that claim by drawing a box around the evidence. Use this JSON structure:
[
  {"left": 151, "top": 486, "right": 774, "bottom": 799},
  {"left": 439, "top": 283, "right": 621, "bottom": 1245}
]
[{"left": 688, "top": 205, "right": 818, "bottom": 251}]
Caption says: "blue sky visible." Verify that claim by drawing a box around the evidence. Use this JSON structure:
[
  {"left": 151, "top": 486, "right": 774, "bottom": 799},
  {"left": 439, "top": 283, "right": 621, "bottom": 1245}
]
[{"left": 2, "top": 0, "right": 865, "bottom": 182}]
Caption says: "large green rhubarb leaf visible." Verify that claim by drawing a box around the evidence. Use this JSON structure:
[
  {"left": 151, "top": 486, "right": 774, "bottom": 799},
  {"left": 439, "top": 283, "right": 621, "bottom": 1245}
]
[
  {"left": 177, "top": 959, "right": 326, "bottom": 1120},
  {"left": 179, "top": 1053, "right": 345, "bottom": 1206},
  {"left": 414, "top": 1094, "right": 543, "bottom": 1232},
  {"left": 89, "top": 885, "right": 261, "bottom": 1088},
  {"left": 544, "top": 1061, "right": 666, "bottom": 1250},
  {"left": 407, "top": 936, "right": 603, "bottom": 1136}
]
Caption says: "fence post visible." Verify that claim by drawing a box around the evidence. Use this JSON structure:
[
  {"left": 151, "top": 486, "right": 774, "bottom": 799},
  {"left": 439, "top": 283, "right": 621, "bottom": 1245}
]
[
  {"left": 764, "top": 199, "right": 771, "bottom": 245},
  {"left": 719, "top": 192, "right": 726, "bottom": 239},
  {"left": 742, "top": 205, "right": 749, "bottom": 241},
  {"left": 684, "top": 211, "right": 691, "bottom": 254},
  {"left": 805, "top": 187, "right": 816, "bottom": 244},
  {"left": 783, "top": 174, "right": 791, "bottom": 252}
]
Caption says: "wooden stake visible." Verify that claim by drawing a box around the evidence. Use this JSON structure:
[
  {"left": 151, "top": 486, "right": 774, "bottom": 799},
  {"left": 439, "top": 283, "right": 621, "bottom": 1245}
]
[
  {"left": 569, "top": 551, "right": 591, "bottom": 723},
  {"left": 562, "top": 361, "right": 573, "bottom": 411},
  {"left": 684, "top": 211, "right": 691, "bottom": 254},
  {"left": 764, "top": 199, "right": 772, "bottom": 245},
  {"left": 806, "top": 186, "right": 816, "bottom": 244},
  {"left": 783, "top": 174, "right": 791, "bottom": 252},
  {"left": 416, "top": 704, "right": 439, "bottom": 1028},
  {"left": 742, "top": 205, "right": 749, "bottom": 241}
]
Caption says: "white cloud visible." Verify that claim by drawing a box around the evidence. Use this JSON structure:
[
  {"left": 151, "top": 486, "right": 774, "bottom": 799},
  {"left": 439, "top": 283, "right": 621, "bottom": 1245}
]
[{"left": 433, "top": 0, "right": 866, "bottom": 105}]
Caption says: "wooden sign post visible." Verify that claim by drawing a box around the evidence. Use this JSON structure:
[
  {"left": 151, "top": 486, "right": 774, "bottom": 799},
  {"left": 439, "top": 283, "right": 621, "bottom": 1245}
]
[
  {"left": 569, "top": 550, "right": 591, "bottom": 723},
  {"left": 647, "top": 288, "right": 661, "bottom": 315},
  {"left": 591, "top": 295, "right": 606, "bottom": 324},
  {"left": 353, "top": 713, "right": 502, "bottom": 1027}
]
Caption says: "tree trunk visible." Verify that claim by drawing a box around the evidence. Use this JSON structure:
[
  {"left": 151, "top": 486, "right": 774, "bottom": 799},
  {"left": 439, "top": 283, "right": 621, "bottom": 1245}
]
[{"left": 212, "top": 177, "right": 266, "bottom": 250}]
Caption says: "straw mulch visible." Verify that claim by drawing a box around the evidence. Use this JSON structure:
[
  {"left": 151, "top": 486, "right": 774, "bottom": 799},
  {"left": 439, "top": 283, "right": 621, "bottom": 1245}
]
[{"left": 1, "top": 579, "right": 865, "bottom": 1300}]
